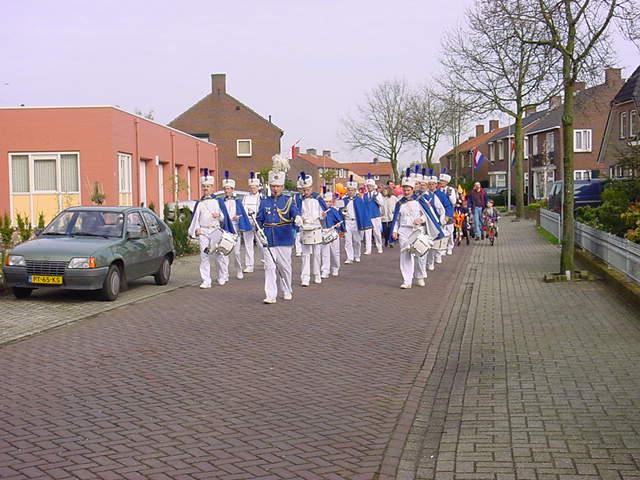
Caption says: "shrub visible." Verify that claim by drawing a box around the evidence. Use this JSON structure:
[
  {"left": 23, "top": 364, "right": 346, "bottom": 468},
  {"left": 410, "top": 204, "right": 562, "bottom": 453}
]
[
  {"left": 0, "top": 214, "right": 14, "bottom": 249},
  {"left": 37, "top": 212, "right": 46, "bottom": 230},
  {"left": 148, "top": 202, "right": 156, "bottom": 213},
  {"left": 169, "top": 209, "right": 197, "bottom": 256},
  {"left": 90, "top": 181, "right": 106, "bottom": 205},
  {"left": 15, "top": 214, "right": 33, "bottom": 243}
]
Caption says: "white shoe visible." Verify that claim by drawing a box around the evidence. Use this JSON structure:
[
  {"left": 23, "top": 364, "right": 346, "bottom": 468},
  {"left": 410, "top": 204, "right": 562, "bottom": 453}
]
[
  {"left": 435, "top": 256, "right": 443, "bottom": 264},
  {"left": 263, "top": 297, "right": 276, "bottom": 304},
  {"left": 199, "top": 282, "right": 212, "bottom": 289},
  {"left": 355, "top": 258, "right": 361, "bottom": 263},
  {"left": 400, "top": 284, "right": 412, "bottom": 289},
  {"left": 377, "top": 249, "right": 383, "bottom": 254},
  {"left": 344, "top": 259, "right": 353, "bottom": 264},
  {"left": 301, "top": 281, "right": 309, "bottom": 287},
  {"left": 314, "top": 275, "right": 322, "bottom": 284},
  {"left": 218, "top": 280, "right": 227, "bottom": 286},
  {"left": 321, "top": 274, "right": 330, "bottom": 279},
  {"left": 416, "top": 278, "right": 425, "bottom": 287},
  {"left": 364, "top": 251, "right": 371, "bottom": 255},
  {"left": 332, "top": 271, "right": 339, "bottom": 277},
  {"left": 283, "top": 292, "right": 292, "bottom": 300},
  {"left": 446, "top": 249, "right": 453, "bottom": 256},
  {"left": 295, "top": 253, "right": 302, "bottom": 257},
  {"left": 428, "top": 264, "right": 435, "bottom": 271},
  {"left": 243, "top": 267, "right": 253, "bottom": 273},
  {"left": 237, "top": 274, "right": 244, "bottom": 280}
]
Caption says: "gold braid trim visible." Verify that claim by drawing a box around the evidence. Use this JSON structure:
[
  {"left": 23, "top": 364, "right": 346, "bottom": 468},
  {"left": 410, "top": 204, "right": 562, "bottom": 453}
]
[{"left": 276, "top": 196, "right": 293, "bottom": 224}]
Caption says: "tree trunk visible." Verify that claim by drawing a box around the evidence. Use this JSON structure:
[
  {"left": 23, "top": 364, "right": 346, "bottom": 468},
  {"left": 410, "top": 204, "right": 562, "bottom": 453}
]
[
  {"left": 391, "top": 154, "right": 399, "bottom": 183},
  {"left": 514, "top": 113, "right": 525, "bottom": 218},
  {"left": 560, "top": 59, "right": 575, "bottom": 274}
]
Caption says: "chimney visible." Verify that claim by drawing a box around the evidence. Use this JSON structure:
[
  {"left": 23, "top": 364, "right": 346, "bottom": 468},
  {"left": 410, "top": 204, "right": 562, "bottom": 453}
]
[
  {"left": 306, "top": 148, "right": 317, "bottom": 155},
  {"left": 372, "top": 157, "right": 379, "bottom": 164},
  {"left": 322, "top": 150, "right": 332, "bottom": 158},
  {"left": 605, "top": 67, "right": 622, "bottom": 86},
  {"left": 489, "top": 119, "right": 499, "bottom": 131},
  {"left": 475, "top": 124, "right": 485, "bottom": 137},
  {"left": 211, "top": 73, "right": 226, "bottom": 95},
  {"left": 574, "top": 81, "right": 586, "bottom": 92},
  {"left": 549, "top": 95, "right": 562, "bottom": 109},
  {"left": 524, "top": 105, "right": 537, "bottom": 117}
]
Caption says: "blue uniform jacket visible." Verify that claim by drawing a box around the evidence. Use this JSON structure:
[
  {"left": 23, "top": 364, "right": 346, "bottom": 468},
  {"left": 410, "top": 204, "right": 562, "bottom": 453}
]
[
  {"left": 256, "top": 194, "right": 301, "bottom": 247},
  {"left": 434, "top": 189, "right": 454, "bottom": 218},
  {"left": 388, "top": 197, "right": 410, "bottom": 244},
  {"left": 323, "top": 207, "right": 345, "bottom": 232},
  {"left": 217, "top": 197, "right": 252, "bottom": 234},
  {"left": 416, "top": 193, "right": 445, "bottom": 239},
  {"left": 363, "top": 191, "right": 381, "bottom": 218},
  {"left": 343, "top": 194, "right": 372, "bottom": 230}
]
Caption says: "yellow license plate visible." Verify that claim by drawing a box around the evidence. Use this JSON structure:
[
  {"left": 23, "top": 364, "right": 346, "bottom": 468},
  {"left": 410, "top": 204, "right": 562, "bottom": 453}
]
[{"left": 29, "top": 275, "right": 63, "bottom": 285}]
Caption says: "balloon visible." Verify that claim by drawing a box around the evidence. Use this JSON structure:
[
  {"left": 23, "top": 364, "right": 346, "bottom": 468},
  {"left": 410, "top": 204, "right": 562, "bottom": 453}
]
[{"left": 335, "top": 182, "right": 346, "bottom": 196}]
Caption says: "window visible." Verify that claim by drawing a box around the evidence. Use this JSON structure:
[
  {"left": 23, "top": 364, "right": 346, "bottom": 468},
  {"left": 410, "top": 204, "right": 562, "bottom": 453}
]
[
  {"left": 237, "top": 139, "right": 252, "bottom": 157},
  {"left": 495, "top": 174, "right": 506, "bottom": 188},
  {"left": 61, "top": 154, "right": 79, "bottom": 192},
  {"left": 489, "top": 143, "right": 495, "bottom": 162},
  {"left": 532, "top": 135, "right": 539, "bottom": 156},
  {"left": 631, "top": 110, "right": 638, "bottom": 138},
  {"left": 34, "top": 158, "right": 57, "bottom": 191},
  {"left": 187, "top": 167, "right": 193, "bottom": 199},
  {"left": 339, "top": 169, "right": 346, "bottom": 177},
  {"left": 10, "top": 155, "right": 29, "bottom": 193},
  {"left": 574, "top": 129, "right": 592, "bottom": 152},
  {"left": 142, "top": 211, "right": 161, "bottom": 235},
  {"left": 127, "top": 212, "right": 147, "bottom": 236},
  {"left": 620, "top": 111, "right": 628, "bottom": 139},
  {"left": 118, "top": 153, "right": 133, "bottom": 193},
  {"left": 498, "top": 140, "right": 504, "bottom": 161},
  {"left": 546, "top": 132, "right": 555, "bottom": 153},
  {"left": 524, "top": 137, "right": 529, "bottom": 159},
  {"left": 574, "top": 169, "right": 591, "bottom": 180}
]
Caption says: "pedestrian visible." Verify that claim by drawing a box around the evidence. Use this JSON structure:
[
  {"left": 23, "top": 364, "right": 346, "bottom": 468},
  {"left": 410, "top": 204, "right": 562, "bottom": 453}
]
[
  {"left": 256, "top": 155, "right": 302, "bottom": 304},
  {"left": 241, "top": 171, "right": 264, "bottom": 273},
  {"left": 468, "top": 181, "right": 487, "bottom": 240},
  {"left": 380, "top": 187, "right": 397, "bottom": 247},
  {"left": 363, "top": 173, "right": 384, "bottom": 254},
  {"left": 187, "top": 170, "right": 224, "bottom": 289}
]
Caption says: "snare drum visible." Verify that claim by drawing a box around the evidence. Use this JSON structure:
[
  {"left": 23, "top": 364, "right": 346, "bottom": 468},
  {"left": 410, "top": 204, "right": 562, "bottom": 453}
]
[
  {"left": 431, "top": 236, "right": 448, "bottom": 251},
  {"left": 405, "top": 229, "right": 434, "bottom": 257},
  {"left": 213, "top": 231, "right": 238, "bottom": 255},
  {"left": 321, "top": 228, "right": 339, "bottom": 245},
  {"left": 301, "top": 226, "right": 323, "bottom": 245}
]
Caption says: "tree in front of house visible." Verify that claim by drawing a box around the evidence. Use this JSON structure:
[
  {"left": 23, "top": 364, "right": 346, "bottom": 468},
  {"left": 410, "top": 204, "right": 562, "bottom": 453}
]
[{"left": 405, "top": 85, "right": 448, "bottom": 170}]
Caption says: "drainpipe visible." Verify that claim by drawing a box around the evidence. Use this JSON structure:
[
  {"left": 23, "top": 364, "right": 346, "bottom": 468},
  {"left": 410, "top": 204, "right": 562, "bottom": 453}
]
[
  {"left": 134, "top": 118, "right": 140, "bottom": 206},
  {"left": 196, "top": 142, "right": 200, "bottom": 200},
  {"left": 170, "top": 132, "right": 176, "bottom": 202}
]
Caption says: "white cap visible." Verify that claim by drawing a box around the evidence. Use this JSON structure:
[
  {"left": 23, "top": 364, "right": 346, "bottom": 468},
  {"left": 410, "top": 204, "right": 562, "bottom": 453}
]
[
  {"left": 248, "top": 172, "right": 261, "bottom": 186},
  {"left": 439, "top": 173, "right": 452, "bottom": 183},
  {"left": 346, "top": 174, "right": 358, "bottom": 190},
  {"left": 268, "top": 170, "right": 285, "bottom": 186},
  {"left": 427, "top": 175, "right": 439, "bottom": 184},
  {"left": 200, "top": 175, "right": 214, "bottom": 186},
  {"left": 401, "top": 176, "right": 415, "bottom": 188},
  {"left": 296, "top": 172, "right": 313, "bottom": 188},
  {"left": 222, "top": 178, "right": 236, "bottom": 188},
  {"left": 323, "top": 192, "right": 333, "bottom": 201}
]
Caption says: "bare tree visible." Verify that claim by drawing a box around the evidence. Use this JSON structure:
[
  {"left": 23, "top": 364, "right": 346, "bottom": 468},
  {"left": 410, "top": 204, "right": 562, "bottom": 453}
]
[
  {"left": 342, "top": 80, "right": 409, "bottom": 182},
  {"left": 502, "top": 0, "right": 638, "bottom": 274},
  {"left": 442, "top": 1, "right": 562, "bottom": 219},
  {"left": 439, "top": 86, "right": 473, "bottom": 181},
  {"left": 405, "top": 86, "right": 448, "bottom": 169}
]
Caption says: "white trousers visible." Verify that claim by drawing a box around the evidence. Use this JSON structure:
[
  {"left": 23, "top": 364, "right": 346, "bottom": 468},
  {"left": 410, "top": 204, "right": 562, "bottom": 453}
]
[
  {"left": 216, "top": 225, "right": 242, "bottom": 282},
  {"left": 197, "top": 229, "right": 218, "bottom": 285},
  {"left": 264, "top": 246, "right": 293, "bottom": 300},
  {"left": 294, "top": 232, "right": 302, "bottom": 255},
  {"left": 398, "top": 228, "right": 422, "bottom": 285},
  {"left": 242, "top": 229, "right": 263, "bottom": 271},
  {"left": 345, "top": 222, "right": 362, "bottom": 261},
  {"left": 301, "top": 242, "right": 322, "bottom": 283},
  {"left": 365, "top": 217, "right": 383, "bottom": 253},
  {"left": 427, "top": 248, "right": 438, "bottom": 269},
  {"left": 321, "top": 238, "right": 341, "bottom": 276},
  {"left": 444, "top": 224, "right": 454, "bottom": 254}
]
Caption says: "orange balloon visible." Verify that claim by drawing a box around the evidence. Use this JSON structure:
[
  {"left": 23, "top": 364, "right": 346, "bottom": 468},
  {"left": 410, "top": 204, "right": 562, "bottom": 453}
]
[{"left": 335, "top": 182, "right": 346, "bottom": 196}]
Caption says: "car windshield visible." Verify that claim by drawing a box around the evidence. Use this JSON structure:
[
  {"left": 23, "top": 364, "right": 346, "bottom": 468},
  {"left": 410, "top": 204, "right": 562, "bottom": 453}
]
[{"left": 43, "top": 211, "right": 124, "bottom": 238}]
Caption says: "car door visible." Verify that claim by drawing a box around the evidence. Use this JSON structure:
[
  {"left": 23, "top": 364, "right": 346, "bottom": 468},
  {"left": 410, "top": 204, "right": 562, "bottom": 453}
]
[
  {"left": 122, "top": 211, "right": 150, "bottom": 280},
  {"left": 142, "top": 211, "right": 165, "bottom": 273}
]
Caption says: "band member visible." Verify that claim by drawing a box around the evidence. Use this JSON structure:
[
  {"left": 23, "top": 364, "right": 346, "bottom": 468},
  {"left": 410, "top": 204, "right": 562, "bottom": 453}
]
[
  {"left": 256, "top": 155, "right": 302, "bottom": 304},
  {"left": 242, "top": 171, "right": 263, "bottom": 273},
  {"left": 216, "top": 171, "right": 252, "bottom": 285},
  {"left": 293, "top": 184, "right": 304, "bottom": 257},
  {"left": 390, "top": 169, "right": 427, "bottom": 289},
  {"left": 297, "top": 172, "right": 327, "bottom": 286},
  {"left": 439, "top": 168, "right": 458, "bottom": 255},
  {"left": 321, "top": 192, "right": 344, "bottom": 278},
  {"left": 363, "top": 173, "right": 384, "bottom": 254},
  {"left": 415, "top": 170, "right": 446, "bottom": 281},
  {"left": 187, "top": 170, "right": 224, "bottom": 289},
  {"left": 342, "top": 175, "right": 372, "bottom": 264},
  {"left": 425, "top": 172, "right": 447, "bottom": 270}
]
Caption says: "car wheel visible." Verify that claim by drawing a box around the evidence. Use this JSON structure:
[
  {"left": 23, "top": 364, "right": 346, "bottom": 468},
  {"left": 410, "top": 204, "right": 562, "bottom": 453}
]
[
  {"left": 154, "top": 256, "right": 171, "bottom": 285},
  {"left": 12, "top": 287, "right": 33, "bottom": 299},
  {"left": 101, "top": 264, "right": 121, "bottom": 301}
]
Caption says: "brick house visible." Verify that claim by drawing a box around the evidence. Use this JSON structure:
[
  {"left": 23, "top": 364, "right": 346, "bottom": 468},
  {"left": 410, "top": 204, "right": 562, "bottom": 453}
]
[
  {"left": 338, "top": 160, "right": 394, "bottom": 186},
  {"left": 598, "top": 65, "right": 639, "bottom": 178},
  {"left": 523, "top": 68, "right": 624, "bottom": 199},
  {"left": 0, "top": 106, "right": 217, "bottom": 224},
  {"left": 289, "top": 148, "right": 349, "bottom": 191},
  {"left": 440, "top": 120, "right": 503, "bottom": 185},
  {"left": 169, "top": 74, "right": 283, "bottom": 190}
]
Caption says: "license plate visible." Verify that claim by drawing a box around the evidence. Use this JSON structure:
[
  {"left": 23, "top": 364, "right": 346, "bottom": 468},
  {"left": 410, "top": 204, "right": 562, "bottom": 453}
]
[{"left": 29, "top": 275, "right": 63, "bottom": 285}]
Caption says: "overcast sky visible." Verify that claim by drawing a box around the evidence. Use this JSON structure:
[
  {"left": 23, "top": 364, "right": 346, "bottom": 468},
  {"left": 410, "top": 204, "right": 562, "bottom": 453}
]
[{"left": 2, "top": 0, "right": 638, "bottom": 167}]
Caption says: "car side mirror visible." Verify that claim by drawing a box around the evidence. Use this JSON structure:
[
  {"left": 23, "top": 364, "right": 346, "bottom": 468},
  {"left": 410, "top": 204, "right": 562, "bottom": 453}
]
[{"left": 127, "top": 225, "right": 144, "bottom": 240}]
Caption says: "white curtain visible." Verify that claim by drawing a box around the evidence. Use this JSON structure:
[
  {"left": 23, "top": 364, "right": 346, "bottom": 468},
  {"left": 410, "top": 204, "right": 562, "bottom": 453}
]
[
  {"left": 61, "top": 154, "right": 79, "bottom": 192},
  {"left": 11, "top": 155, "right": 29, "bottom": 193},
  {"left": 34, "top": 159, "right": 57, "bottom": 191}
]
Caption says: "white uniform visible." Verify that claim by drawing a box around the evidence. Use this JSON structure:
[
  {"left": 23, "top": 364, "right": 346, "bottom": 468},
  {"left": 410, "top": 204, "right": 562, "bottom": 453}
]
[
  {"left": 217, "top": 197, "right": 243, "bottom": 283},
  {"left": 393, "top": 199, "right": 427, "bottom": 287},
  {"left": 363, "top": 190, "right": 384, "bottom": 254},
  {"left": 321, "top": 208, "right": 342, "bottom": 278},
  {"left": 444, "top": 185, "right": 458, "bottom": 255},
  {"left": 344, "top": 197, "right": 362, "bottom": 263},
  {"left": 427, "top": 193, "right": 446, "bottom": 270},
  {"left": 188, "top": 198, "right": 224, "bottom": 287},
  {"left": 242, "top": 192, "right": 263, "bottom": 272},
  {"left": 300, "top": 196, "right": 324, "bottom": 285}
]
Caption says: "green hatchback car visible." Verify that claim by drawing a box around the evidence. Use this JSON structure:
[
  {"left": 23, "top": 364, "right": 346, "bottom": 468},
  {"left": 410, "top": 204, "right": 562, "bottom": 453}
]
[{"left": 3, "top": 207, "right": 175, "bottom": 301}]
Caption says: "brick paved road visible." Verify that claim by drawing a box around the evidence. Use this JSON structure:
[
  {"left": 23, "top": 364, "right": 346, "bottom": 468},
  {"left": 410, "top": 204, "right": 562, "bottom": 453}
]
[
  {"left": 398, "top": 220, "right": 640, "bottom": 480},
  {"left": 0, "top": 242, "right": 472, "bottom": 479}
]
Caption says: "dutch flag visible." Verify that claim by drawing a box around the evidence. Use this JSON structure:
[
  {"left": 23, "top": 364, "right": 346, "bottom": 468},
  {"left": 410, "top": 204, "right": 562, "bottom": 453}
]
[{"left": 473, "top": 148, "right": 486, "bottom": 170}]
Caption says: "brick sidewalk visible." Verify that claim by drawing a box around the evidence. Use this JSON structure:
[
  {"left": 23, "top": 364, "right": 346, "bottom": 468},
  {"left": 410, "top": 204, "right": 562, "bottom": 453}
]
[{"left": 396, "top": 220, "right": 640, "bottom": 479}]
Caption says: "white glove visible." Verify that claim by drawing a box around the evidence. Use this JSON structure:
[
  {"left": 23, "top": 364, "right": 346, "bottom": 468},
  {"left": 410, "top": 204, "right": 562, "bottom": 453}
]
[{"left": 294, "top": 216, "right": 303, "bottom": 227}]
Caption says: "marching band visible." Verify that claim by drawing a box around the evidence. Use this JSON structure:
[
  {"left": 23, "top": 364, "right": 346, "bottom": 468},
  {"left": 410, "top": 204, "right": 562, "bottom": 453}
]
[{"left": 188, "top": 155, "right": 465, "bottom": 303}]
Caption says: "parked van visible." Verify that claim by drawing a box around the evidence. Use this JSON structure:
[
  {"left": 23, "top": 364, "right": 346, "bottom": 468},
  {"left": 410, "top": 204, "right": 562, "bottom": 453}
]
[{"left": 547, "top": 179, "right": 607, "bottom": 213}]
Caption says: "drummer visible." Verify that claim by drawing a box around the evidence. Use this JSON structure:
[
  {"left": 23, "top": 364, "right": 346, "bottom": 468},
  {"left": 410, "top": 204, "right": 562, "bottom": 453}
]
[
  {"left": 216, "top": 171, "right": 252, "bottom": 285},
  {"left": 187, "top": 170, "right": 224, "bottom": 289},
  {"left": 390, "top": 168, "right": 427, "bottom": 289},
  {"left": 415, "top": 170, "right": 446, "bottom": 281},
  {"left": 342, "top": 175, "right": 372, "bottom": 264},
  {"left": 321, "top": 191, "right": 345, "bottom": 279},
  {"left": 241, "top": 171, "right": 263, "bottom": 273},
  {"left": 297, "top": 172, "right": 327, "bottom": 286},
  {"left": 293, "top": 184, "right": 304, "bottom": 257}
]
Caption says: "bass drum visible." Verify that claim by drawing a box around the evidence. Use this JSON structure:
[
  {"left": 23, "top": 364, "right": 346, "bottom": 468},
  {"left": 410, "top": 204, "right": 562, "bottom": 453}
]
[{"left": 301, "top": 226, "right": 323, "bottom": 245}]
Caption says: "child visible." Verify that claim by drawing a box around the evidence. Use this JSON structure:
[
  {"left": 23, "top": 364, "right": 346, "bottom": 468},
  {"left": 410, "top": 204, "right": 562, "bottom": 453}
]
[
  {"left": 321, "top": 192, "right": 345, "bottom": 278},
  {"left": 454, "top": 199, "right": 470, "bottom": 245},
  {"left": 482, "top": 199, "right": 500, "bottom": 238}
]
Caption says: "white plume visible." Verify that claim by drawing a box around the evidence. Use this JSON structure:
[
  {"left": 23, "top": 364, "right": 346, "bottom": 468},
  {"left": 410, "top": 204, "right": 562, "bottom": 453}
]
[{"left": 271, "top": 154, "right": 290, "bottom": 173}]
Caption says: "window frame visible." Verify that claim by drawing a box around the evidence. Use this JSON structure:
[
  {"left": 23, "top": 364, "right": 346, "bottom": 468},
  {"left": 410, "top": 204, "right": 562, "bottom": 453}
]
[
  {"left": 9, "top": 151, "right": 80, "bottom": 195},
  {"left": 573, "top": 169, "right": 591, "bottom": 181},
  {"left": 236, "top": 139, "right": 253, "bottom": 157},
  {"left": 620, "top": 111, "right": 628, "bottom": 139},
  {"left": 497, "top": 140, "right": 504, "bottom": 161},
  {"left": 546, "top": 132, "right": 555, "bottom": 153},
  {"left": 489, "top": 142, "right": 495, "bottom": 162},
  {"left": 630, "top": 110, "right": 637, "bottom": 138},
  {"left": 118, "top": 152, "right": 133, "bottom": 194},
  {"left": 574, "top": 129, "right": 592, "bottom": 153},
  {"left": 532, "top": 135, "right": 539, "bottom": 156}
]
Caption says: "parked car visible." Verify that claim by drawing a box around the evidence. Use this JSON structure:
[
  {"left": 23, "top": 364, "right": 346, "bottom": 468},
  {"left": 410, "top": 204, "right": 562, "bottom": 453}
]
[
  {"left": 547, "top": 179, "right": 607, "bottom": 213},
  {"left": 2, "top": 206, "right": 175, "bottom": 301}
]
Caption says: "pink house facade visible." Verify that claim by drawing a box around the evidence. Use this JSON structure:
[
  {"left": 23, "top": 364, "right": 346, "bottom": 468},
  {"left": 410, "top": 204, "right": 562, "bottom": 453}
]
[{"left": 0, "top": 106, "right": 218, "bottom": 224}]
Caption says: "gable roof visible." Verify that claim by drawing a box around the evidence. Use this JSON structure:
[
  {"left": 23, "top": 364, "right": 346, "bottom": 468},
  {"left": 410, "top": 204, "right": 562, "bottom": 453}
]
[
  {"left": 440, "top": 126, "right": 507, "bottom": 159},
  {"left": 295, "top": 152, "right": 343, "bottom": 169},
  {"left": 487, "top": 110, "right": 550, "bottom": 143},
  {"left": 338, "top": 162, "right": 394, "bottom": 176},
  {"left": 613, "top": 65, "right": 640, "bottom": 106}
]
